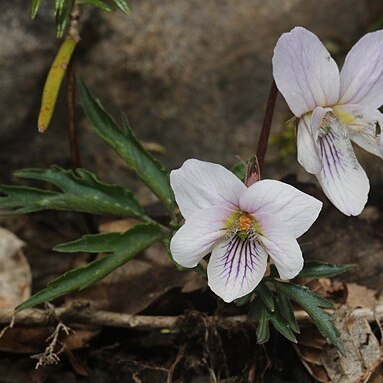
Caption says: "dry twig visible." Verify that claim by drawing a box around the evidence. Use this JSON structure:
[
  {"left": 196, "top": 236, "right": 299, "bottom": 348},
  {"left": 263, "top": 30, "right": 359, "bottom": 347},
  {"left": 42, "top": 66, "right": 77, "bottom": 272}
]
[{"left": 0, "top": 304, "right": 381, "bottom": 331}]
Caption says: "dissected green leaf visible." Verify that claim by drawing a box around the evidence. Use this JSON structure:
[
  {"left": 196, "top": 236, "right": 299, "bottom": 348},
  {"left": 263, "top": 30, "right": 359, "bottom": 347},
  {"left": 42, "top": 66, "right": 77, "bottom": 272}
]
[
  {"left": 275, "top": 282, "right": 344, "bottom": 354},
  {"left": 299, "top": 261, "right": 355, "bottom": 279},
  {"left": 31, "top": 0, "right": 43, "bottom": 18},
  {"left": 78, "top": 77, "right": 174, "bottom": 212},
  {"left": 269, "top": 309, "right": 297, "bottom": 343},
  {"left": 0, "top": 167, "right": 145, "bottom": 218},
  {"left": 250, "top": 298, "right": 297, "bottom": 343},
  {"left": 16, "top": 223, "right": 163, "bottom": 312},
  {"left": 112, "top": 0, "right": 130, "bottom": 14},
  {"left": 277, "top": 282, "right": 333, "bottom": 309},
  {"left": 256, "top": 282, "right": 275, "bottom": 312},
  {"left": 79, "top": 0, "right": 114, "bottom": 11},
  {"left": 250, "top": 299, "right": 270, "bottom": 344},
  {"left": 276, "top": 292, "right": 300, "bottom": 334},
  {"left": 54, "top": 232, "right": 124, "bottom": 253}
]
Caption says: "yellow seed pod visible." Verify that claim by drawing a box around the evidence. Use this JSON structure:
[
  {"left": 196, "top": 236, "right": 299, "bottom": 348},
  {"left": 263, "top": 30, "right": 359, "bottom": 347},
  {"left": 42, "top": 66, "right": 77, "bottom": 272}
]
[{"left": 37, "top": 37, "right": 77, "bottom": 133}]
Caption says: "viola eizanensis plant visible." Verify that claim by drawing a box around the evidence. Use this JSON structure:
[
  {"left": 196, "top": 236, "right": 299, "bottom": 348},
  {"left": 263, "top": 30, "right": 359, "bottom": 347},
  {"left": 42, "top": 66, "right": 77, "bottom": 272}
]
[{"left": 4, "top": 25, "right": 383, "bottom": 356}]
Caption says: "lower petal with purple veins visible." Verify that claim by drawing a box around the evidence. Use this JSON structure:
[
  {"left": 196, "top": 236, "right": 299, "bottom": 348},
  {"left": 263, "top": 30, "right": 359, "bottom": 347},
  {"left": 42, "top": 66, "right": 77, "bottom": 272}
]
[
  {"left": 316, "top": 121, "right": 369, "bottom": 216},
  {"left": 207, "top": 236, "right": 268, "bottom": 303}
]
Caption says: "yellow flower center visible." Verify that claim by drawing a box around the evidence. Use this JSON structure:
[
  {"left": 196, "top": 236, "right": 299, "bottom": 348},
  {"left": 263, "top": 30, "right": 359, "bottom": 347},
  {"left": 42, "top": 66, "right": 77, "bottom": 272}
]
[
  {"left": 225, "top": 212, "right": 259, "bottom": 241},
  {"left": 238, "top": 213, "right": 253, "bottom": 232},
  {"left": 332, "top": 106, "right": 356, "bottom": 127}
]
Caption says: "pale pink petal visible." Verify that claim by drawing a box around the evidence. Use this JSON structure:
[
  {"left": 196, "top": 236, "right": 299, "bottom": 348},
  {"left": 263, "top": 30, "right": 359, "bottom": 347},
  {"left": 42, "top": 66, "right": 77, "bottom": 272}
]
[
  {"left": 339, "top": 30, "right": 383, "bottom": 108},
  {"left": 170, "top": 206, "right": 233, "bottom": 268},
  {"left": 170, "top": 159, "right": 246, "bottom": 219},
  {"left": 316, "top": 121, "right": 369, "bottom": 216},
  {"left": 351, "top": 131, "right": 382, "bottom": 157},
  {"left": 334, "top": 104, "right": 383, "bottom": 157},
  {"left": 257, "top": 213, "right": 303, "bottom": 280},
  {"left": 272, "top": 26, "right": 340, "bottom": 117},
  {"left": 297, "top": 109, "right": 332, "bottom": 174},
  {"left": 239, "top": 180, "right": 322, "bottom": 238},
  {"left": 207, "top": 236, "right": 268, "bottom": 302}
]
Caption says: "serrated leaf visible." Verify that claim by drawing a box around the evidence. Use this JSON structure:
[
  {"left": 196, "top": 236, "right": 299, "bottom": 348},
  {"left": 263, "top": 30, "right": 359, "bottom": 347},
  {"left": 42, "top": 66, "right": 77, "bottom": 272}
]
[
  {"left": 250, "top": 299, "right": 270, "bottom": 344},
  {"left": 276, "top": 292, "right": 300, "bottom": 334},
  {"left": 275, "top": 282, "right": 333, "bottom": 309},
  {"left": 275, "top": 282, "right": 345, "bottom": 354},
  {"left": 113, "top": 0, "right": 130, "bottom": 14},
  {"left": 16, "top": 224, "right": 163, "bottom": 312},
  {"left": 256, "top": 282, "right": 275, "bottom": 312},
  {"left": 77, "top": 77, "right": 174, "bottom": 211},
  {"left": 299, "top": 261, "right": 355, "bottom": 279},
  {"left": 54, "top": 232, "right": 124, "bottom": 253},
  {"left": 79, "top": 0, "right": 114, "bottom": 11},
  {"left": 250, "top": 298, "right": 297, "bottom": 343},
  {"left": 38, "top": 37, "right": 77, "bottom": 132},
  {"left": 269, "top": 311, "right": 297, "bottom": 343},
  {"left": 31, "top": 0, "right": 43, "bottom": 18},
  {"left": 0, "top": 167, "right": 146, "bottom": 218}
]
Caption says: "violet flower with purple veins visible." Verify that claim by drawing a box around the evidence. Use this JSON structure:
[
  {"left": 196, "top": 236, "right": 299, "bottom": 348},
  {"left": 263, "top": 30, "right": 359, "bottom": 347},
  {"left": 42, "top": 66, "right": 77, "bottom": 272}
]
[
  {"left": 169, "top": 159, "right": 322, "bottom": 302},
  {"left": 272, "top": 26, "right": 383, "bottom": 216}
]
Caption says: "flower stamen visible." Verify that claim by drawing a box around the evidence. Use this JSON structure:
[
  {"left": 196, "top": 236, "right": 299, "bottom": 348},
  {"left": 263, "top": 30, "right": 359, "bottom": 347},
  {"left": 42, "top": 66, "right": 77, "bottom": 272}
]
[
  {"left": 238, "top": 213, "right": 253, "bottom": 232},
  {"left": 237, "top": 213, "right": 256, "bottom": 240}
]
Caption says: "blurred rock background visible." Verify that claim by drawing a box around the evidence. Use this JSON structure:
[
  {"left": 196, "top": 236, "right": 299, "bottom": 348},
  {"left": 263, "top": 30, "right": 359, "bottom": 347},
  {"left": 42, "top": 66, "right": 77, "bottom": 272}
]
[{"left": 2, "top": 0, "right": 383, "bottom": 191}]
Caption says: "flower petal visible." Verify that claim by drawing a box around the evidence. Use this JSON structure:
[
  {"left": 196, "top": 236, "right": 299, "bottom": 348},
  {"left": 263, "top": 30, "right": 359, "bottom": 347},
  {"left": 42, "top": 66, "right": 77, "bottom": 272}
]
[
  {"left": 316, "top": 121, "right": 369, "bottom": 216},
  {"left": 351, "top": 131, "right": 383, "bottom": 158},
  {"left": 170, "top": 159, "right": 246, "bottom": 219},
  {"left": 339, "top": 30, "right": 383, "bottom": 108},
  {"left": 334, "top": 104, "right": 383, "bottom": 158},
  {"left": 207, "top": 236, "right": 268, "bottom": 303},
  {"left": 239, "top": 180, "right": 322, "bottom": 238},
  {"left": 272, "top": 26, "right": 340, "bottom": 117},
  {"left": 297, "top": 110, "right": 330, "bottom": 174},
  {"left": 170, "top": 206, "right": 233, "bottom": 268},
  {"left": 257, "top": 213, "right": 303, "bottom": 280}
]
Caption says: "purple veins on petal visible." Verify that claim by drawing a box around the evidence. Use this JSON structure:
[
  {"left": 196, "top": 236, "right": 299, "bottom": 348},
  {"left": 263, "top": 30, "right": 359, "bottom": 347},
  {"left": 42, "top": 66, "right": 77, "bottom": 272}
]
[{"left": 218, "top": 236, "right": 264, "bottom": 289}]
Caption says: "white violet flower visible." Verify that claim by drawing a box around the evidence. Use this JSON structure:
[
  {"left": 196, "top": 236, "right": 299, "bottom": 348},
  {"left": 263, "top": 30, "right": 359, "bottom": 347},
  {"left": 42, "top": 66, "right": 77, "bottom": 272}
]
[
  {"left": 273, "top": 26, "right": 383, "bottom": 216},
  {"left": 170, "top": 159, "right": 322, "bottom": 302}
]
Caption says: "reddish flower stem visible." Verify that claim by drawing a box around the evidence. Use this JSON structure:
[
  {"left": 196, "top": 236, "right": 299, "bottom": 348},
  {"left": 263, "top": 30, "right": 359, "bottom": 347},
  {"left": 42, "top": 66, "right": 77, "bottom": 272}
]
[
  {"left": 66, "top": 0, "right": 82, "bottom": 169},
  {"left": 67, "top": 56, "right": 81, "bottom": 168},
  {"left": 256, "top": 80, "right": 278, "bottom": 172}
]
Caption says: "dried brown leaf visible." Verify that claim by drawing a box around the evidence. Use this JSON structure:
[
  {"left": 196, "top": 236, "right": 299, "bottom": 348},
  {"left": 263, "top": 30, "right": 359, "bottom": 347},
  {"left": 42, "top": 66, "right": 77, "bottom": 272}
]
[
  {"left": 304, "top": 278, "right": 347, "bottom": 304},
  {"left": 98, "top": 218, "right": 142, "bottom": 233},
  {"left": 296, "top": 308, "right": 382, "bottom": 383},
  {"left": 0, "top": 227, "right": 31, "bottom": 308},
  {"left": 62, "top": 327, "right": 98, "bottom": 350},
  {"left": 346, "top": 283, "right": 377, "bottom": 309},
  {"left": 0, "top": 327, "right": 49, "bottom": 353}
]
